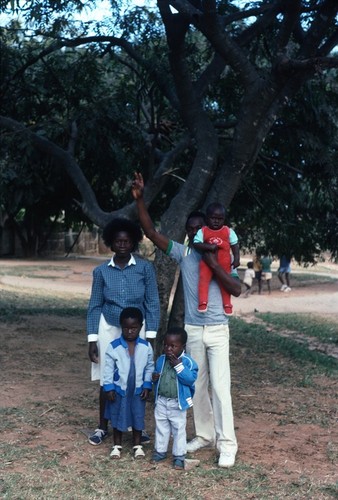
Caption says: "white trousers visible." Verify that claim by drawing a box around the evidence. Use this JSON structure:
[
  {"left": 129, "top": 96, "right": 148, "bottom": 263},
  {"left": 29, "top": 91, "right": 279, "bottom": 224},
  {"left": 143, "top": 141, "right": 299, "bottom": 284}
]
[
  {"left": 185, "top": 323, "right": 237, "bottom": 454},
  {"left": 154, "top": 395, "right": 187, "bottom": 459}
]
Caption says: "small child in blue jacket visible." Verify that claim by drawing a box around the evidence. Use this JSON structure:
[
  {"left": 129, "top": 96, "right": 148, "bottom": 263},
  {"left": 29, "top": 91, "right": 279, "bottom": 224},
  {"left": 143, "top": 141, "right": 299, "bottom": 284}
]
[
  {"left": 152, "top": 326, "right": 198, "bottom": 469},
  {"left": 103, "top": 307, "right": 154, "bottom": 460}
]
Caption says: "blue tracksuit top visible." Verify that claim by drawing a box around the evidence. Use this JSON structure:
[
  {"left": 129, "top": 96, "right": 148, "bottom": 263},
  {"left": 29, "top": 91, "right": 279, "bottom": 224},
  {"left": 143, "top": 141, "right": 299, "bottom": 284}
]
[
  {"left": 154, "top": 353, "right": 198, "bottom": 411},
  {"left": 103, "top": 336, "right": 154, "bottom": 397}
]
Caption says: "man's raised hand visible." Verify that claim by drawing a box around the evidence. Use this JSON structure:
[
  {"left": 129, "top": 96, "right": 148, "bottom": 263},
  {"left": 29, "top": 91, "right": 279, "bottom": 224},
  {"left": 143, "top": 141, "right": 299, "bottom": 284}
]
[{"left": 131, "top": 172, "right": 144, "bottom": 200}]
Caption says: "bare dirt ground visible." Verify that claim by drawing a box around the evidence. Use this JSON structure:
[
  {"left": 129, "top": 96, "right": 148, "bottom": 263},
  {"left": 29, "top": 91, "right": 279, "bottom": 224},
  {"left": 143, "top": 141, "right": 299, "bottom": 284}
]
[
  {"left": 1, "top": 257, "right": 338, "bottom": 498},
  {"left": 1, "top": 256, "right": 337, "bottom": 315}
]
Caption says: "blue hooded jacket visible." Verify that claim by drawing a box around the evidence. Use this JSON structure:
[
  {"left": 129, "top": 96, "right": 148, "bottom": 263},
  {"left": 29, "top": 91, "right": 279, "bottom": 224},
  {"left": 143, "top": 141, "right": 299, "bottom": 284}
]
[{"left": 154, "top": 352, "right": 198, "bottom": 410}]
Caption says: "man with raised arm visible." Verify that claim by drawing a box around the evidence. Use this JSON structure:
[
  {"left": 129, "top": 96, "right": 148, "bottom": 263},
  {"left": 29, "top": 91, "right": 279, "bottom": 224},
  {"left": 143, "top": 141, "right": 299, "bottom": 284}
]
[{"left": 131, "top": 172, "right": 241, "bottom": 468}]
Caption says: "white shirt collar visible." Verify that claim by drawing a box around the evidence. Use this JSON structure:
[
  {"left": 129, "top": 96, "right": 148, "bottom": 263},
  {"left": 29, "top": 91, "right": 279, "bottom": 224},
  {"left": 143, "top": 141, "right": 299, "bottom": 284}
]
[{"left": 108, "top": 254, "right": 136, "bottom": 267}]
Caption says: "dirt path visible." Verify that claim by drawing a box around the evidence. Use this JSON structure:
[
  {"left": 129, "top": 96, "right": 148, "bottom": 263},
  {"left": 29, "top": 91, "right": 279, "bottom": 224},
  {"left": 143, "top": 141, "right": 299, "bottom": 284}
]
[
  {"left": 233, "top": 281, "right": 338, "bottom": 318},
  {"left": 1, "top": 256, "right": 337, "bottom": 319}
]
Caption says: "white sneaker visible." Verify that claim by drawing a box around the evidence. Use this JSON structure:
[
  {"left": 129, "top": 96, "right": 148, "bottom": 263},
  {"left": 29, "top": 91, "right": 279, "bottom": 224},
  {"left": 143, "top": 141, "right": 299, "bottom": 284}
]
[
  {"left": 280, "top": 284, "right": 287, "bottom": 291},
  {"left": 284, "top": 286, "right": 291, "bottom": 292},
  {"left": 186, "top": 437, "right": 214, "bottom": 453},
  {"left": 218, "top": 451, "right": 236, "bottom": 468}
]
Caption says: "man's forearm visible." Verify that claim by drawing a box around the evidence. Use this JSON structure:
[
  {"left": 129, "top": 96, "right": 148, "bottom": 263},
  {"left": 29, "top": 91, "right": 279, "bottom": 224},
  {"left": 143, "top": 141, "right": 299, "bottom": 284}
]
[
  {"left": 136, "top": 197, "right": 155, "bottom": 238},
  {"left": 194, "top": 242, "right": 215, "bottom": 253},
  {"left": 203, "top": 252, "right": 241, "bottom": 296},
  {"left": 213, "top": 263, "right": 241, "bottom": 296},
  {"left": 135, "top": 197, "right": 169, "bottom": 252}
]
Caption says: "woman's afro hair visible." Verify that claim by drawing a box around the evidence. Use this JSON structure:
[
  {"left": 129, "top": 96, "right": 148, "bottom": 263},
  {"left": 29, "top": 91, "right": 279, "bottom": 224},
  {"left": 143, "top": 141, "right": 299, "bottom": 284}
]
[{"left": 102, "top": 218, "right": 143, "bottom": 251}]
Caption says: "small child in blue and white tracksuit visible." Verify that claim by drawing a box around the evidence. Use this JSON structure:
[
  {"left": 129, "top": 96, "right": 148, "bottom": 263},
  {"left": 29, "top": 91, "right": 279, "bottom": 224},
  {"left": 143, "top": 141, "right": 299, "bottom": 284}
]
[
  {"left": 103, "top": 307, "right": 154, "bottom": 460},
  {"left": 152, "top": 326, "right": 198, "bottom": 470}
]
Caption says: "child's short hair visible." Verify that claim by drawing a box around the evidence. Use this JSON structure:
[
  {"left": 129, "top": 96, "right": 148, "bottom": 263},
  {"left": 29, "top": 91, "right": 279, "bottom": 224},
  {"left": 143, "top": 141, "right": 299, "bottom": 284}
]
[
  {"left": 206, "top": 202, "right": 226, "bottom": 217},
  {"left": 247, "top": 261, "right": 254, "bottom": 269},
  {"left": 119, "top": 307, "right": 143, "bottom": 325},
  {"left": 165, "top": 326, "right": 187, "bottom": 345}
]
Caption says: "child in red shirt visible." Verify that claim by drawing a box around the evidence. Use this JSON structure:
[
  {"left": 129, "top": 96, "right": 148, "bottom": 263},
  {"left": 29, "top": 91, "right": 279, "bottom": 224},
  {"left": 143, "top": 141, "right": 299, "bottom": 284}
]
[{"left": 193, "top": 203, "right": 240, "bottom": 315}]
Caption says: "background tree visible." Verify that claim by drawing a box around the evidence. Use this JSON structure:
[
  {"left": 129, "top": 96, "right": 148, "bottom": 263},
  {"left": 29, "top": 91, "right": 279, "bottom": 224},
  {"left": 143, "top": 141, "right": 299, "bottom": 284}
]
[
  {"left": 230, "top": 75, "right": 338, "bottom": 263},
  {"left": 0, "top": 0, "right": 338, "bottom": 328}
]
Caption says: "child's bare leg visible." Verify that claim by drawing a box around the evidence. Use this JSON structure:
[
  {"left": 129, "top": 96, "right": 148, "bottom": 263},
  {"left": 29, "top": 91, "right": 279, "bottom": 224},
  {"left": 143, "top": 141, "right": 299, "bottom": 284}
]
[
  {"left": 110, "top": 429, "right": 123, "bottom": 459},
  {"left": 99, "top": 387, "right": 109, "bottom": 431},
  {"left": 132, "top": 429, "right": 142, "bottom": 446},
  {"left": 113, "top": 429, "right": 122, "bottom": 446}
]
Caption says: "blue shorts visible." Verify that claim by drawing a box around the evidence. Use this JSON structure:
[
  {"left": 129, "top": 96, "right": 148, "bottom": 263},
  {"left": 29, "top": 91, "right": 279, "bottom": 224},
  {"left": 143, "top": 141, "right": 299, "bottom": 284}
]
[{"left": 278, "top": 265, "right": 291, "bottom": 274}]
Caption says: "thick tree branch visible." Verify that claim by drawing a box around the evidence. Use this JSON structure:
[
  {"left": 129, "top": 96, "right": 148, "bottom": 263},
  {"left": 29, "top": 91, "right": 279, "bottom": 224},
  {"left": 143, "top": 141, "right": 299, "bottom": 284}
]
[
  {"left": 170, "top": 0, "right": 260, "bottom": 88},
  {"left": 222, "top": 4, "right": 278, "bottom": 27},
  {"left": 0, "top": 115, "right": 191, "bottom": 226},
  {"left": 277, "top": 55, "right": 338, "bottom": 73},
  {"left": 276, "top": 0, "right": 302, "bottom": 51},
  {"left": 299, "top": 0, "right": 338, "bottom": 58},
  {"left": 194, "top": 53, "right": 226, "bottom": 97},
  {"left": 236, "top": 2, "right": 283, "bottom": 48},
  {"left": 0, "top": 115, "right": 113, "bottom": 226}
]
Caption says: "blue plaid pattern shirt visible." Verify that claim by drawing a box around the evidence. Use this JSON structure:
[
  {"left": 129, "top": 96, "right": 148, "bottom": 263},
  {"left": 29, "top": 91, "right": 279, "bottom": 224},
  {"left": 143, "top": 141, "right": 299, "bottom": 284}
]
[{"left": 87, "top": 254, "right": 160, "bottom": 341}]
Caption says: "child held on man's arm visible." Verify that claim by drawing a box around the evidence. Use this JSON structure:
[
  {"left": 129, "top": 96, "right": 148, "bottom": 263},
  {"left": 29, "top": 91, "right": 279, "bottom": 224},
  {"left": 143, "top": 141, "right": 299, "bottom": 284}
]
[
  {"left": 193, "top": 202, "right": 240, "bottom": 315},
  {"left": 103, "top": 307, "right": 154, "bottom": 460},
  {"left": 152, "top": 327, "right": 198, "bottom": 470}
]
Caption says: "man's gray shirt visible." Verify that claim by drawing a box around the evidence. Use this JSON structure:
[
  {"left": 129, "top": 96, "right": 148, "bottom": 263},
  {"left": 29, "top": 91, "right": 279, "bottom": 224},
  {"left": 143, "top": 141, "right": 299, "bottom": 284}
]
[{"left": 167, "top": 241, "right": 232, "bottom": 326}]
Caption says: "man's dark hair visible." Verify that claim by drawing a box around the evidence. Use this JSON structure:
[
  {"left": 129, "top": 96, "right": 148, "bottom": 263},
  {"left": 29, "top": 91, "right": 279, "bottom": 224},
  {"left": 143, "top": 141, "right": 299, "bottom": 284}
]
[
  {"left": 185, "top": 211, "right": 206, "bottom": 229},
  {"left": 165, "top": 326, "right": 187, "bottom": 345},
  {"left": 119, "top": 307, "right": 143, "bottom": 325},
  {"left": 102, "top": 218, "right": 143, "bottom": 251}
]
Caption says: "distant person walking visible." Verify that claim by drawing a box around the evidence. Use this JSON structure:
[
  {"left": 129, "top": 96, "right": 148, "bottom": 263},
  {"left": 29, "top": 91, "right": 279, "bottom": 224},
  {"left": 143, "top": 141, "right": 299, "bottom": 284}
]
[
  {"left": 278, "top": 255, "right": 291, "bottom": 292},
  {"left": 261, "top": 252, "right": 273, "bottom": 294},
  {"left": 253, "top": 251, "right": 262, "bottom": 294},
  {"left": 242, "top": 261, "right": 255, "bottom": 297}
]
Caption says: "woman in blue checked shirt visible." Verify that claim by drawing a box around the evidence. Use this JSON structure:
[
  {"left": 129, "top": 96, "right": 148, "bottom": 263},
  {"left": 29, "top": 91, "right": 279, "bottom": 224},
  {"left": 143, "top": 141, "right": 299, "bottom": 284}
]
[{"left": 87, "top": 218, "right": 160, "bottom": 446}]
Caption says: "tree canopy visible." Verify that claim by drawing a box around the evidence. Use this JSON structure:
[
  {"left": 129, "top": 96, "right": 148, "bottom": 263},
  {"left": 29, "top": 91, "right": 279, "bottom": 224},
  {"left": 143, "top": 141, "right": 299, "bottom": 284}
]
[{"left": 1, "top": 2, "right": 338, "bottom": 270}]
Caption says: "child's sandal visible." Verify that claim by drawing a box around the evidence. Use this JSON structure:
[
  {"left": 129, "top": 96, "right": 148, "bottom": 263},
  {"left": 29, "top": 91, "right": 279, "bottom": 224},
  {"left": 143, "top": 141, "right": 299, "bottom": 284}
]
[
  {"left": 110, "top": 445, "right": 122, "bottom": 459},
  {"left": 133, "top": 445, "right": 145, "bottom": 459}
]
